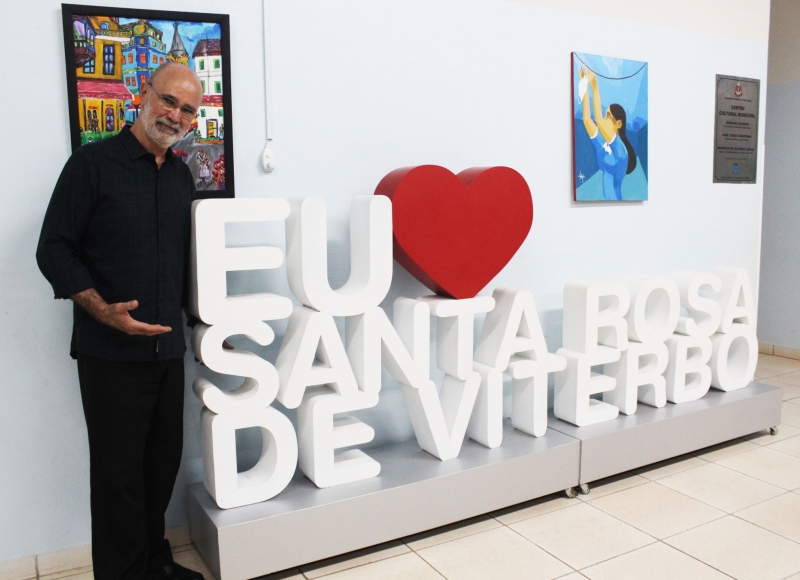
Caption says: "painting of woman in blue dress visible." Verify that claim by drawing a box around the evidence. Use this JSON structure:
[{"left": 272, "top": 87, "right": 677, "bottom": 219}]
[{"left": 572, "top": 52, "right": 648, "bottom": 201}]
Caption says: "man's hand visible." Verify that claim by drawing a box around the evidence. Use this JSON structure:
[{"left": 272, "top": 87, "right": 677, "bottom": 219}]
[{"left": 71, "top": 288, "right": 172, "bottom": 336}]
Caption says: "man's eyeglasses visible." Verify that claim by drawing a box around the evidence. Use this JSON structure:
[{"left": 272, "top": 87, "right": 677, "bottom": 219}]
[{"left": 147, "top": 83, "right": 198, "bottom": 121}]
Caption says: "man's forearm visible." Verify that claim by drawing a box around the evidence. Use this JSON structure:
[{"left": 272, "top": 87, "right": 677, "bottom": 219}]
[
  {"left": 70, "top": 289, "right": 171, "bottom": 336},
  {"left": 71, "top": 288, "right": 110, "bottom": 325}
]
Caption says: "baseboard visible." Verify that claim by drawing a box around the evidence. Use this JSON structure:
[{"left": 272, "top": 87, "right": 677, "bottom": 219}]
[
  {"left": 0, "top": 525, "right": 191, "bottom": 579},
  {"left": 774, "top": 345, "right": 800, "bottom": 360},
  {"left": 759, "top": 342, "right": 800, "bottom": 360}
]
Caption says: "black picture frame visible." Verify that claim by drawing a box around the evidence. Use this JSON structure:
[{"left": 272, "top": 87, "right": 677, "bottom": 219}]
[{"left": 61, "top": 4, "right": 235, "bottom": 198}]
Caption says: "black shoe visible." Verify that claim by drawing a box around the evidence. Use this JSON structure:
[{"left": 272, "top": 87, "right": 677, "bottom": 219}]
[{"left": 150, "top": 562, "right": 205, "bottom": 580}]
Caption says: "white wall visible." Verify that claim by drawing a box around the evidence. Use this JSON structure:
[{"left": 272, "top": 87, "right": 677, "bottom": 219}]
[
  {"left": 757, "top": 0, "right": 800, "bottom": 349},
  {"left": 518, "top": 0, "right": 770, "bottom": 43},
  {"left": 0, "top": 0, "right": 768, "bottom": 561}
]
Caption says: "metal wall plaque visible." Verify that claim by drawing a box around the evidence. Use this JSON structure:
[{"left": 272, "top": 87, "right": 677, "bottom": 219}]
[{"left": 714, "top": 75, "right": 760, "bottom": 183}]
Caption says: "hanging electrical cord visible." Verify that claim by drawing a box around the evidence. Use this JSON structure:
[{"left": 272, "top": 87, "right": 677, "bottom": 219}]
[
  {"left": 261, "top": 0, "right": 275, "bottom": 172},
  {"left": 574, "top": 53, "right": 647, "bottom": 81}
]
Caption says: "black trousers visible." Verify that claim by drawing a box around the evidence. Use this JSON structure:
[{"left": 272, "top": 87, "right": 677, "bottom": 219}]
[{"left": 77, "top": 355, "right": 185, "bottom": 580}]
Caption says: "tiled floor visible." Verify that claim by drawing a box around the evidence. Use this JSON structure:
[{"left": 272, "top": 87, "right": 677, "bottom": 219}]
[{"left": 36, "top": 353, "right": 800, "bottom": 580}]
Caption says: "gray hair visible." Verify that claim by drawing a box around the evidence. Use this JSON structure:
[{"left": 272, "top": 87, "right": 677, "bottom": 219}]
[{"left": 149, "top": 62, "right": 202, "bottom": 93}]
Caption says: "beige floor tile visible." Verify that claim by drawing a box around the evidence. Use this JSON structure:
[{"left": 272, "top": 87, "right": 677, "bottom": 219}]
[
  {"left": 767, "top": 434, "right": 800, "bottom": 458},
  {"left": 657, "top": 463, "right": 784, "bottom": 512},
  {"left": 717, "top": 447, "right": 800, "bottom": 490},
  {"left": 755, "top": 362, "right": 795, "bottom": 380},
  {"left": 753, "top": 366, "right": 775, "bottom": 380},
  {"left": 581, "top": 542, "right": 729, "bottom": 580},
  {"left": 665, "top": 516, "right": 800, "bottom": 580},
  {"left": 403, "top": 515, "right": 501, "bottom": 551},
  {"left": 578, "top": 472, "right": 648, "bottom": 501},
  {"left": 166, "top": 525, "right": 192, "bottom": 549},
  {"left": 39, "top": 565, "right": 93, "bottom": 580},
  {"left": 759, "top": 379, "right": 800, "bottom": 401},
  {"left": 40, "top": 573, "right": 93, "bottom": 580},
  {"left": 759, "top": 344, "right": 775, "bottom": 355},
  {"left": 768, "top": 370, "right": 800, "bottom": 386},
  {"left": 172, "top": 549, "right": 216, "bottom": 580},
  {"left": 696, "top": 438, "right": 759, "bottom": 462},
  {"left": 555, "top": 574, "right": 587, "bottom": 580},
  {"left": 301, "top": 541, "right": 409, "bottom": 578},
  {"left": 755, "top": 354, "right": 800, "bottom": 380},
  {"left": 791, "top": 397, "right": 800, "bottom": 405},
  {"left": 785, "top": 574, "right": 800, "bottom": 580},
  {"left": 508, "top": 502, "right": 654, "bottom": 570},
  {"left": 634, "top": 454, "right": 707, "bottom": 481},
  {"left": 0, "top": 555, "right": 36, "bottom": 580},
  {"left": 587, "top": 482, "right": 724, "bottom": 539},
  {"left": 758, "top": 354, "right": 800, "bottom": 372},
  {"left": 416, "top": 526, "right": 570, "bottom": 580},
  {"left": 783, "top": 402, "right": 800, "bottom": 428},
  {"left": 746, "top": 424, "right": 800, "bottom": 445},
  {"left": 492, "top": 493, "right": 581, "bottom": 525},
  {"left": 321, "top": 552, "right": 442, "bottom": 580},
  {"left": 736, "top": 492, "right": 800, "bottom": 543},
  {"left": 37, "top": 545, "right": 92, "bottom": 576}
]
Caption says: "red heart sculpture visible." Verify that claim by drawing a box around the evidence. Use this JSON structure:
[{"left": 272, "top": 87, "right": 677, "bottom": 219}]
[{"left": 375, "top": 165, "right": 533, "bottom": 299}]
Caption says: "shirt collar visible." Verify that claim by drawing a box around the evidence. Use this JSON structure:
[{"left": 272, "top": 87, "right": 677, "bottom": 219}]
[{"left": 119, "top": 124, "right": 175, "bottom": 162}]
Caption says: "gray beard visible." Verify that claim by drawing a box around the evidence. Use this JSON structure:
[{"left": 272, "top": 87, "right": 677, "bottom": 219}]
[{"left": 141, "top": 109, "right": 182, "bottom": 148}]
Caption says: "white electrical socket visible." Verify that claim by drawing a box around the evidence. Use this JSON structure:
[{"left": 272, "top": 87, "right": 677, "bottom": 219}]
[{"left": 261, "top": 147, "right": 275, "bottom": 173}]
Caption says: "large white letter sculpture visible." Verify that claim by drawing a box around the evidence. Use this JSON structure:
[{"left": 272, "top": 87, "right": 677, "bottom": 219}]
[
  {"left": 395, "top": 295, "right": 494, "bottom": 460},
  {"left": 555, "top": 269, "right": 758, "bottom": 427},
  {"left": 604, "top": 276, "right": 678, "bottom": 415},
  {"left": 709, "top": 268, "right": 758, "bottom": 391},
  {"left": 278, "top": 196, "right": 392, "bottom": 488},
  {"left": 191, "top": 199, "right": 297, "bottom": 509},
  {"left": 191, "top": 195, "right": 762, "bottom": 507},
  {"left": 555, "top": 282, "right": 630, "bottom": 426},
  {"left": 472, "top": 288, "right": 566, "bottom": 444},
  {"left": 664, "top": 271, "right": 719, "bottom": 403}
]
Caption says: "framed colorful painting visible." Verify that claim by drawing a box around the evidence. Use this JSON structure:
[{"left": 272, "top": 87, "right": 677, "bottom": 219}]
[
  {"left": 61, "top": 4, "right": 235, "bottom": 197},
  {"left": 571, "top": 52, "right": 648, "bottom": 202}
]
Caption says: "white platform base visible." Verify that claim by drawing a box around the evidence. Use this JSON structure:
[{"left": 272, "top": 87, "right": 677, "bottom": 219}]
[
  {"left": 549, "top": 381, "right": 782, "bottom": 484},
  {"left": 188, "top": 423, "right": 579, "bottom": 580},
  {"left": 187, "top": 382, "right": 781, "bottom": 580}
]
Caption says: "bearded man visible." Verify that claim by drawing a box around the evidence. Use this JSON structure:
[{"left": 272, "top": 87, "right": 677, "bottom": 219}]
[{"left": 37, "top": 63, "right": 205, "bottom": 580}]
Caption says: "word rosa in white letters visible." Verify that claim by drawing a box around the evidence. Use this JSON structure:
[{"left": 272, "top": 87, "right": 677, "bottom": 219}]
[
  {"left": 555, "top": 270, "right": 757, "bottom": 426},
  {"left": 190, "top": 197, "right": 756, "bottom": 509}
]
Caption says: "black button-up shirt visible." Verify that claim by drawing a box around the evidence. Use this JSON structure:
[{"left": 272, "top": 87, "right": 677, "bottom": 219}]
[{"left": 37, "top": 126, "right": 195, "bottom": 361}]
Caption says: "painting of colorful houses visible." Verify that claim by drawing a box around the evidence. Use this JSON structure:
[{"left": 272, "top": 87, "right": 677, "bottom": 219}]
[{"left": 63, "top": 6, "right": 233, "bottom": 196}]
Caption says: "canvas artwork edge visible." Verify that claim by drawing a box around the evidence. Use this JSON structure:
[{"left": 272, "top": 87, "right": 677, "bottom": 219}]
[{"left": 571, "top": 51, "right": 649, "bottom": 203}]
